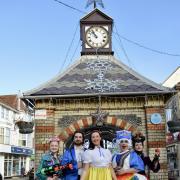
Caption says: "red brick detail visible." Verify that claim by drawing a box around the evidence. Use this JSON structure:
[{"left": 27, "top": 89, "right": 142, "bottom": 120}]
[
  {"left": 119, "top": 120, "right": 127, "bottom": 129},
  {"left": 111, "top": 117, "right": 117, "bottom": 126},
  {"left": 127, "top": 126, "right": 136, "bottom": 132},
  {"left": 82, "top": 119, "right": 88, "bottom": 128},
  {"left": 73, "top": 122, "right": 80, "bottom": 130},
  {"left": 36, "top": 126, "right": 55, "bottom": 133},
  {"left": 145, "top": 108, "right": 164, "bottom": 114},
  {"left": 148, "top": 141, "right": 166, "bottom": 148},
  {"left": 65, "top": 127, "right": 73, "bottom": 136},
  {"left": 35, "top": 144, "right": 49, "bottom": 151},
  {"left": 147, "top": 124, "right": 165, "bottom": 130},
  {"left": 47, "top": 109, "right": 54, "bottom": 116}
]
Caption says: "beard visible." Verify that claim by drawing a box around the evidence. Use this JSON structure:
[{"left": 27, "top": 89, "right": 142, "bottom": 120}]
[{"left": 74, "top": 140, "right": 83, "bottom": 146}]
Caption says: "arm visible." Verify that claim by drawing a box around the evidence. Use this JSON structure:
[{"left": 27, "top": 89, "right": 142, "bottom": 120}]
[
  {"left": 152, "top": 154, "right": 160, "bottom": 172},
  {"left": 145, "top": 155, "right": 160, "bottom": 173},
  {"left": 80, "top": 163, "right": 90, "bottom": 180},
  {"left": 36, "top": 156, "right": 47, "bottom": 180},
  {"left": 116, "top": 168, "right": 137, "bottom": 175},
  {"left": 109, "top": 164, "right": 117, "bottom": 180}
]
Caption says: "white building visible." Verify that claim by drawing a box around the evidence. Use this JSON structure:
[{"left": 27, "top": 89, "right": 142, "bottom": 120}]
[
  {"left": 0, "top": 95, "right": 34, "bottom": 179},
  {"left": 163, "top": 66, "right": 180, "bottom": 88},
  {"left": 163, "top": 67, "right": 180, "bottom": 180}
]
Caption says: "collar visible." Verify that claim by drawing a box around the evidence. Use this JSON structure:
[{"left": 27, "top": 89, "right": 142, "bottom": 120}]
[
  {"left": 74, "top": 145, "right": 83, "bottom": 150},
  {"left": 119, "top": 149, "right": 130, "bottom": 155}
]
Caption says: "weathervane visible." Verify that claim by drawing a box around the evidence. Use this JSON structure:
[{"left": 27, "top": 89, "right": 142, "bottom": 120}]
[{"left": 86, "top": 0, "right": 104, "bottom": 9}]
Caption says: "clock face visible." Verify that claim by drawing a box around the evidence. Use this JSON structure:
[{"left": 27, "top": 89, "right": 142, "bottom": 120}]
[{"left": 85, "top": 26, "right": 109, "bottom": 48}]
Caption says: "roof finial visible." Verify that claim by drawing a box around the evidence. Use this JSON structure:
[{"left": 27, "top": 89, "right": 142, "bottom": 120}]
[{"left": 86, "top": 0, "right": 104, "bottom": 9}]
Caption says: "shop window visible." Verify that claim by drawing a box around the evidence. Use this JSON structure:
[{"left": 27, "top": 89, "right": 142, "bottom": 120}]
[
  {"left": 4, "top": 155, "right": 12, "bottom": 177},
  {"left": 12, "top": 157, "right": 20, "bottom": 176}
]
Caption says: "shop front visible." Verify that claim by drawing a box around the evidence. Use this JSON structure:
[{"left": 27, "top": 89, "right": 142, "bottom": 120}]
[{"left": 0, "top": 145, "right": 33, "bottom": 178}]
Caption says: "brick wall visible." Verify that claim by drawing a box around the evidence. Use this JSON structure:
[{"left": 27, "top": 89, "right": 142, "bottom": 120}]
[{"left": 34, "top": 96, "right": 168, "bottom": 179}]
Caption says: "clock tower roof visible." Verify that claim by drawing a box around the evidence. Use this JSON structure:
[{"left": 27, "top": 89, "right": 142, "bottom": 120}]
[{"left": 80, "top": 8, "right": 113, "bottom": 24}]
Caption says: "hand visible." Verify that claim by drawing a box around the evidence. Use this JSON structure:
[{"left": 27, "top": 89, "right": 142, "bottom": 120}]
[
  {"left": 116, "top": 169, "right": 126, "bottom": 175},
  {"left": 47, "top": 177, "right": 54, "bottom": 180},
  {"left": 47, "top": 175, "right": 58, "bottom": 180},
  {"left": 78, "top": 162, "right": 83, "bottom": 169}
]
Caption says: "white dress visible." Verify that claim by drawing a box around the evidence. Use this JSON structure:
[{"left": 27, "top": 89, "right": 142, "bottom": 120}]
[{"left": 83, "top": 147, "right": 113, "bottom": 180}]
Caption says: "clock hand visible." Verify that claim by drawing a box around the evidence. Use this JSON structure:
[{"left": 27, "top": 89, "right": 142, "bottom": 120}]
[{"left": 91, "top": 30, "right": 98, "bottom": 38}]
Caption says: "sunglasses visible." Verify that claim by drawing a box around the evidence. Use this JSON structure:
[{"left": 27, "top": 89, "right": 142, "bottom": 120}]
[{"left": 120, "top": 140, "right": 129, "bottom": 144}]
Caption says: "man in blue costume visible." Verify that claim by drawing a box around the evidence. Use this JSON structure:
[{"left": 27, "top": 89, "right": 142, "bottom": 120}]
[
  {"left": 61, "top": 131, "right": 84, "bottom": 180},
  {"left": 112, "top": 130, "right": 147, "bottom": 180}
]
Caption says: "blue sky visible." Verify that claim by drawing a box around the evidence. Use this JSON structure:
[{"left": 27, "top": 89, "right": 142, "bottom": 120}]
[{"left": 0, "top": 0, "right": 179, "bottom": 95}]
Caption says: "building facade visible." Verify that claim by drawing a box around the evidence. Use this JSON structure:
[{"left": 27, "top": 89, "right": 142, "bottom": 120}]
[
  {"left": 23, "top": 9, "right": 174, "bottom": 180},
  {"left": 163, "top": 69, "right": 180, "bottom": 180},
  {"left": 0, "top": 95, "right": 34, "bottom": 179}
]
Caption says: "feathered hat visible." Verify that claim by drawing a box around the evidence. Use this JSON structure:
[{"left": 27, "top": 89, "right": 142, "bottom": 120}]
[{"left": 132, "top": 132, "right": 145, "bottom": 147}]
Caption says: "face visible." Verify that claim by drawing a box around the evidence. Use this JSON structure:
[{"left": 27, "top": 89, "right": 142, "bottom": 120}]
[
  {"left": 86, "top": 26, "right": 108, "bottom": 48},
  {"left": 119, "top": 139, "right": 129, "bottom": 152},
  {"left": 73, "top": 132, "right": 83, "bottom": 146},
  {"left": 49, "top": 141, "right": 59, "bottom": 153},
  {"left": 91, "top": 132, "right": 101, "bottom": 146},
  {"left": 134, "top": 142, "right": 143, "bottom": 152}
]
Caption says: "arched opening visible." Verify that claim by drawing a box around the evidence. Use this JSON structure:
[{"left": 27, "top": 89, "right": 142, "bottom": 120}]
[
  {"left": 65, "top": 125, "right": 123, "bottom": 149},
  {"left": 59, "top": 116, "right": 138, "bottom": 152}
]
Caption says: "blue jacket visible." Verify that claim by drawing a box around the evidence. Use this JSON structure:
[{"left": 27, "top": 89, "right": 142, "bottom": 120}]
[
  {"left": 113, "top": 150, "right": 145, "bottom": 172},
  {"left": 61, "top": 147, "right": 79, "bottom": 180}
]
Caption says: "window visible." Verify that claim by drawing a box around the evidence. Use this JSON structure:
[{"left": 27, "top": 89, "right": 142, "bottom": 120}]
[
  {"left": 1, "top": 107, "right": 5, "bottom": 118},
  {"left": 5, "top": 109, "right": 9, "bottom": 120},
  {"left": 0, "top": 128, "right": 10, "bottom": 144},
  {"left": 0, "top": 128, "right": 4, "bottom": 144},
  {"left": 19, "top": 134, "right": 27, "bottom": 147},
  {"left": 4, "top": 128, "right": 10, "bottom": 144}
]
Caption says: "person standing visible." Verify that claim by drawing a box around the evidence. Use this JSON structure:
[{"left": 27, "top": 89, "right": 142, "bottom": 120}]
[
  {"left": 61, "top": 130, "right": 85, "bottom": 180},
  {"left": 80, "top": 130, "right": 117, "bottom": 180},
  {"left": 36, "top": 136, "right": 62, "bottom": 180},
  {"left": 112, "top": 130, "right": 147, "bottom": 180},
  {"left": 132, "top": 132, "right": 160, "bottom": 175}
]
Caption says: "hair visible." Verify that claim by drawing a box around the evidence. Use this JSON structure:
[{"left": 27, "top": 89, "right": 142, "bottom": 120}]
[
  {"left": 72, "top": 130, "right": 85, "bottom": 142},
  {"left": 132, "top": 132, "right": 145, "bottom": 147},
  {"left": 89, "top": 130, "right": 104, "bottom": 149}
]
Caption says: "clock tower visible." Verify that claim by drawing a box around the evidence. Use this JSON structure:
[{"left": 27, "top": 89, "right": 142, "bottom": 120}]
[{"left": 80, "top": 8, "right": 114, "bottom": 55}]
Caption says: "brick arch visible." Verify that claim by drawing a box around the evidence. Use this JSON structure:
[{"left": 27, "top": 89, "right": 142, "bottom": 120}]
[{"left": 58, "top": 116, "right": 138, "bottom": 142}]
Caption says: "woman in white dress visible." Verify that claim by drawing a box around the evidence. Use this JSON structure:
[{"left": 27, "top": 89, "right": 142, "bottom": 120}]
[{"left": 80, "top": 130, "right": 117, "bottom": 180}]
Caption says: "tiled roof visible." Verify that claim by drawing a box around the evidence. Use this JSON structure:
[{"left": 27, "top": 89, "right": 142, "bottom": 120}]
[
  {"left": 24, "top": 55, "right": 172, "bottom": 97},
  {"left": 0, "top": 95, "right": 27, "bottom": 111}
]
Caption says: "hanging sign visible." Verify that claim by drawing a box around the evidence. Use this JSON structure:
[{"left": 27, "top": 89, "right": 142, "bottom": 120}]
[
  {"left": 35, "top": 109, "right": 47, "bottom": 119},
  {"left": 150, "top": 113, "right": 162, "bottom": 124}
]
